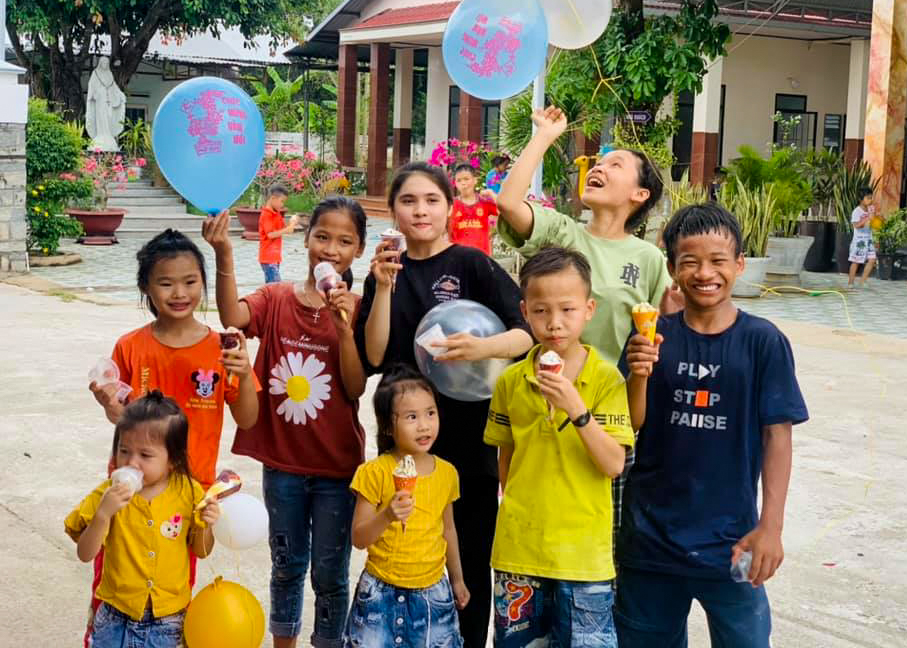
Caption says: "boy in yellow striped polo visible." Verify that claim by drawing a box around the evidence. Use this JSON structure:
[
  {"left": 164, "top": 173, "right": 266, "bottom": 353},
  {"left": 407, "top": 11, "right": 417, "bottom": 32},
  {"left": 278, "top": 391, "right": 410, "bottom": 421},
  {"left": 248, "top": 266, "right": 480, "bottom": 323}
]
[{"left": 485, "top": 246, "right": 636, "bottom": 647}]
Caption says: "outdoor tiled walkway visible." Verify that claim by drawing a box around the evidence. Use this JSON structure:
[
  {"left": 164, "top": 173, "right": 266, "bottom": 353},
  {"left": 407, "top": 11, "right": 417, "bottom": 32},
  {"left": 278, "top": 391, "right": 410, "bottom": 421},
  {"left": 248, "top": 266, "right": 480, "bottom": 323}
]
[{"left": 29, "top": 232, "right": 907, "bottom": 339}]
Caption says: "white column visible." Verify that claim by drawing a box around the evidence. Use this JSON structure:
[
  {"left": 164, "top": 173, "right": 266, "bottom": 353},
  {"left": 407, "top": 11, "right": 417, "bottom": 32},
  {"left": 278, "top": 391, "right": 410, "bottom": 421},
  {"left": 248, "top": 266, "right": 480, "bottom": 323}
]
[
  {"left": 425, "top": 47, "right": 450, "bottom": 152},
  {"left": 393, "top": 48, "right": 414, "bottom": 130},
  {"left": 530, "top": 72, "right": 545, "bottom": 198},
  {"left": 692, "top": 57, "right": 723, "bottom": 134},
  {"left": 846, "top": 39, "right": 870, "bottom": 141}
]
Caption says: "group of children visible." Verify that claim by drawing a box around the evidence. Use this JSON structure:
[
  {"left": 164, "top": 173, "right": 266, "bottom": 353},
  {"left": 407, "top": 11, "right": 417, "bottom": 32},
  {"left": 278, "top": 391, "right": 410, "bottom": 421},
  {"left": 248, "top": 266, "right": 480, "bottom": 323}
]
[{"left": 69, "top": 105, "right": 808, "bottom": 648}]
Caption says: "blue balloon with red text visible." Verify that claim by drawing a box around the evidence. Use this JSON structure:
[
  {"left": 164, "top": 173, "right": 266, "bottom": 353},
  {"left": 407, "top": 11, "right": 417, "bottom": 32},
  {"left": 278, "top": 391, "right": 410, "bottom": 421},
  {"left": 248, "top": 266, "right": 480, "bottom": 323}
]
[
  {"left": 152, "top": 77, "right": 265, "bottom": 214},
  {"left": 442, "top": 0, "right": 549, "bottom": 101}
]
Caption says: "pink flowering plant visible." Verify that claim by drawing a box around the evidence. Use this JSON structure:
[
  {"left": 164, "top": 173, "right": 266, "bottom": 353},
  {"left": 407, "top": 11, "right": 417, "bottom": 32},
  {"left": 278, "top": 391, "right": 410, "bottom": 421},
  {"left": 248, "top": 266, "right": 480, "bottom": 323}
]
[
  {"left": 70, "top": 150, "right": 147, "bottom": 210},
  {"left": 241, "top": 152, "right": 351, "bottom": 213},
  {"left": 428, "top": 139, "right": 513, "bottom": 193}
]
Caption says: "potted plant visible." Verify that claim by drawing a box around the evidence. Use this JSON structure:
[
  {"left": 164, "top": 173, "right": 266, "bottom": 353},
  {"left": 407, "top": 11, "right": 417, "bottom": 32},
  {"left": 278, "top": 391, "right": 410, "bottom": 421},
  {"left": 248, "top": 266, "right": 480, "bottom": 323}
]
[
  {"left": 118, "top": 118, "right": 150, "bottom": 180},
  {"left": 832, "top": 160, "right": 878, "bottom": 273},
  {"left": 234, "top": 153, "right": 344, "bottom": 239},
  {"left": 800, "top": 149, "right": 840, "bottom": 272},
  {"left": 721, "top": 178, "right": 775, "bottom": 298},
  {"left": 873, "top": 211, "right": 907, "bottom": 280},
  {"left": 64, "top": 150, "right": 133, "bottom": 244}
]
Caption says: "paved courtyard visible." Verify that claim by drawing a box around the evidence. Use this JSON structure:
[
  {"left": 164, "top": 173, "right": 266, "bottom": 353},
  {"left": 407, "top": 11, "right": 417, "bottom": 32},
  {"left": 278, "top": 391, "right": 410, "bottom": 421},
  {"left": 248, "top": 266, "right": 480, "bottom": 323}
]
[
  {"left": 27, "top": 228, "right": 907, "bottom": 340},
  {"left": 2, "top": 229, "right": 907, "bottom": 647}
]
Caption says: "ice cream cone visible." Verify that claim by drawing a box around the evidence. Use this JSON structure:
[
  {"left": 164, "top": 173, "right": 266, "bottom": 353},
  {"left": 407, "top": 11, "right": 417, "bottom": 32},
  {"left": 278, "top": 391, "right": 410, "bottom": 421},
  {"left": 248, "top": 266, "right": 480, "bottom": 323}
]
[
  {"left": 196, "top": 469, "right": 242, "bottom": 510},
  {"left": 538, "top": 350, "right": 563, "bottom": 422},
  {"left": 381, "top": 229, "right": 404, "bottom": 292},
  {"left": 392, "top": 454, "right": 418, "bottom": 532},
  {"left": 632, "top": 303, "right": 658, "bottom": 344}
]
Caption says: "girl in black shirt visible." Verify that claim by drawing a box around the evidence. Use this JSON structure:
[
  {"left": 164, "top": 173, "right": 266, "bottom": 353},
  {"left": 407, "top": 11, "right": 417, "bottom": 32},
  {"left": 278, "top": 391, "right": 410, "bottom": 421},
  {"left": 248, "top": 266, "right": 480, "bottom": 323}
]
[{"left": 354, "top": 162, "right": 533, "bottom": 648}]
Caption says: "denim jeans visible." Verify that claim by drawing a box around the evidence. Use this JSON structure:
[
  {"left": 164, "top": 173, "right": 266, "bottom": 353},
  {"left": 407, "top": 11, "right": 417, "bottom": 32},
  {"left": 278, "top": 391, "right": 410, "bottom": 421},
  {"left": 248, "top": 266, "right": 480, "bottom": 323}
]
[
  {"left": 615, "top": 567, "right": 772, "bottom": 648},
  {"left": 90, "top": 602, "right": 184, "bottom": 648},
  {"left": 344, "top": 571, "right": 464, "bottom": 648},
  {"left": 263, "top": 466, "right": 354, "bottom": 647},
  {"left": 261, "top": 263, "right": 281, "bottom": 283},
  {"left": 493, "top": 572, "right": 617, "bottom": 648}
]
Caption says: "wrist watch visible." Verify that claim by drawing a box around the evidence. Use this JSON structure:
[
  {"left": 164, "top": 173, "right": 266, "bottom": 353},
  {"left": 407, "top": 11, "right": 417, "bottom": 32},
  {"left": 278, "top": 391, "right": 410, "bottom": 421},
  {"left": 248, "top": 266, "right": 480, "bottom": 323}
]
[{"left": 570, "top": 409, "right": 592, "bottom": 428}]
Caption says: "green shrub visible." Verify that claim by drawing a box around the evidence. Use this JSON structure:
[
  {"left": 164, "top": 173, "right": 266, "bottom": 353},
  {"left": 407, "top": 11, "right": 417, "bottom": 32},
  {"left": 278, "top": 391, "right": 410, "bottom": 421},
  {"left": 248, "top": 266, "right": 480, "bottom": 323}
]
[
  {"left": 26, "top": 177, "right": 92, "bottom": 255},
  {"left": 25, "top": 99, "right": 84, "bottom": 181}
]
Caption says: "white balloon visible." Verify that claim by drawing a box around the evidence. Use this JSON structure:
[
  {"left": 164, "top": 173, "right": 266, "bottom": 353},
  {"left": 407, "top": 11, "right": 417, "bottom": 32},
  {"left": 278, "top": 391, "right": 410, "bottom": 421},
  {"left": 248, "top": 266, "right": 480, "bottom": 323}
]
[
  {"left": 538, "top": 0, "right": 612, "bottom": 50},
  {"left": 213, "top": 493, "right": 268, "bottom": 550}
]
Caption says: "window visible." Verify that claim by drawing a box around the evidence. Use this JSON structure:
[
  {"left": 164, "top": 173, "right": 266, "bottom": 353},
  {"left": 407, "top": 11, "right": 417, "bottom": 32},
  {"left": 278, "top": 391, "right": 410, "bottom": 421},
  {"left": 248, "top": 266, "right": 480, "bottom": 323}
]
[
  {"left": 775, "top": 94, "right": 807, "bottom": 112},
  {"left": 482, "top": 102, "right": 500, "bottom": 142},
  {"left": 671, "top": 90, "right": 695, "bottom": 181},
  {"left": 448, "top": 86, "right": 460, "bottom": 140},
  {"left": 773, "top": 94, "right": 816, "bottom": 150},
  {"left": 823, "top": 114, "right": 844, "bottom": 152},
  {"left": 125, "top": 105, "right": 147, "bottom": 125}
]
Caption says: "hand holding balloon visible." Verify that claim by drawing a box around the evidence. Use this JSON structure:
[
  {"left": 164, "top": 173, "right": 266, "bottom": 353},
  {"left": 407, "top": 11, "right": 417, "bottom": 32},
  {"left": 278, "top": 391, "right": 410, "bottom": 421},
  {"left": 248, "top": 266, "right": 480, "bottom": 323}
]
[
  {"left": 202, "top": 210, "right": 233, "bottom": 255},
  {"left": 434, "top": 333, "right": 490, "bottom": 363}
]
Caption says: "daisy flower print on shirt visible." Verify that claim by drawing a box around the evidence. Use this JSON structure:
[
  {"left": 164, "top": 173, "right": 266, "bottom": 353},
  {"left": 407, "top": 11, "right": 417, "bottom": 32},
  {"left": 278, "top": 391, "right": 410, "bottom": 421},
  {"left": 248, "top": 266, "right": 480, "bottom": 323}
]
[{"left": 269, "top": 352, "right": 332, "bottom": 424}]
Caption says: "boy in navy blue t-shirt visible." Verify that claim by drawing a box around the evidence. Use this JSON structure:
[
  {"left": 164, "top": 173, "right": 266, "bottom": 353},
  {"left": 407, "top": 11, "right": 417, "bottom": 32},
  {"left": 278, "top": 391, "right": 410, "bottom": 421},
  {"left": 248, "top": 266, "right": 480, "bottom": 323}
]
[{"left": 617, "top": 203, "right": 808, "bottom": 648}]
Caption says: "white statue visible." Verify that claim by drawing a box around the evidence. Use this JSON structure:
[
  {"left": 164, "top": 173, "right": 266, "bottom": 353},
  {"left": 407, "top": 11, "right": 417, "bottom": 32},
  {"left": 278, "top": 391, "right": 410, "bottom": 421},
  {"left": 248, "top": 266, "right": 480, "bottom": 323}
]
[{"left": 85, "top": 56, "right": 126, "bottom": 151}]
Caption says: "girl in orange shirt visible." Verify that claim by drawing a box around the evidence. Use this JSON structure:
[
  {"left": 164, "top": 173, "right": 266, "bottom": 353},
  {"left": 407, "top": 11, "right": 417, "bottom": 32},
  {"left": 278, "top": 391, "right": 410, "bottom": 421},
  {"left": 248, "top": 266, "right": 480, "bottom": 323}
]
[{"left": 84, "top": 229, "right": 259, "bottom": 646}]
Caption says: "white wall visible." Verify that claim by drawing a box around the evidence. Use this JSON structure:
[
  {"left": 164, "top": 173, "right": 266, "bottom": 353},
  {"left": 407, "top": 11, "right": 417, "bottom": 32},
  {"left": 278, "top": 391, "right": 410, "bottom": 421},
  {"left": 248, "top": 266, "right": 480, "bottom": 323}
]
[{"left": 720, "top": 35, "right": 851, "bottom": 162}]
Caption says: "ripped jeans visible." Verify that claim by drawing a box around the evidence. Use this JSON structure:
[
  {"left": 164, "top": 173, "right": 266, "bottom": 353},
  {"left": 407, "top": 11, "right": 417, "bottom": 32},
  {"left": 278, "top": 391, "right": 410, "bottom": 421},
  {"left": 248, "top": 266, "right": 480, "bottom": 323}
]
[
  {"left": 493, "top": 572, "right": 617, "bottom": 648},
  {"left": 262, "top": 466, "right": 354, "bottom": 647}
]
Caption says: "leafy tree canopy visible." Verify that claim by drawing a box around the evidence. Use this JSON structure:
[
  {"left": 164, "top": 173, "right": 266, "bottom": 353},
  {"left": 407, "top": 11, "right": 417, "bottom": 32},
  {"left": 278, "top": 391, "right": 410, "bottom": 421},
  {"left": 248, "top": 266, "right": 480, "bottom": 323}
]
[{"left": 6, "top": 0, "right": 332, "bottom": 117}]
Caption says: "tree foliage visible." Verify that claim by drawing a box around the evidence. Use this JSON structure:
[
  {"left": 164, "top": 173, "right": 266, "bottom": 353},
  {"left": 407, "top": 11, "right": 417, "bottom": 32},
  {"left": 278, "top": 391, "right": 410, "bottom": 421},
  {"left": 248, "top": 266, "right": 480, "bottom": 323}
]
[
  {"left": 5, "top": 0, "right": 324, "bottom": 118},
  {"left": 545, "top": 0, "right": 730, "bottom": 166}
]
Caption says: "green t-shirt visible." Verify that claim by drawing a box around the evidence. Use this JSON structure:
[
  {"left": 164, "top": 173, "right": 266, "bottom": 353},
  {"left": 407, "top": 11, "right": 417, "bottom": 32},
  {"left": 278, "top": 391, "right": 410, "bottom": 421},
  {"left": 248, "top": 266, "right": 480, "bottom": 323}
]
[{"left": 498, "top": 204, "right": 671, "bottom": 364}]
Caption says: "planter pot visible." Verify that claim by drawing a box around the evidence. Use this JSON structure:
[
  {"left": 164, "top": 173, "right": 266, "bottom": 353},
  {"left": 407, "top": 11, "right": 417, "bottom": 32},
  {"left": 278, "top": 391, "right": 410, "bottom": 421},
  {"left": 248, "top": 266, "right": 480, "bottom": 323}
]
[
  {"left": 234, "top": 207, "right": 262, "bottom": 240},
  {"left": 732, "top": 256, "right": 771, "bottom": 298},
  {"left": 234, "top": 207, "right": 295, "bottom": 240},
  {"left": 835, "top": 229, "right": 852, "bottom": 273},
  {"left": 764, "top": 235, "right": 814, "bottom": 286},
  {"left": 65, "top": 208, "right": 126, "bottom": 245},
  {"left": 877, "top": 254, "right": 894, "bottom": 280},
  {"left": 800, "top": 222, "right": 835, "bottom": 272}
]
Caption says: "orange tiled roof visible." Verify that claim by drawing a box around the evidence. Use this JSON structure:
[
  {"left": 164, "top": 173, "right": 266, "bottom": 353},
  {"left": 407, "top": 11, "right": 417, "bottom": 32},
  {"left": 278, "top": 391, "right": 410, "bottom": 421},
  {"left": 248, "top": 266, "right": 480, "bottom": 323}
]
[{"left": 351, "top": 2, "right": 459, "bottom": 29}]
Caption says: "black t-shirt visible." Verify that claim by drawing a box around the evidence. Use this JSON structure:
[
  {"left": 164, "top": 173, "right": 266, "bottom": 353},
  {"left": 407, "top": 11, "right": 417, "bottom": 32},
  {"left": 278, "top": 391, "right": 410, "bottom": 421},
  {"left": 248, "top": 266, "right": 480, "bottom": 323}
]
[
  {"left": 617, "top": 310, "right": 808, "bottom": 578},
  {"left": 354, "top": 244, "right": 530, "bottom": 479}
]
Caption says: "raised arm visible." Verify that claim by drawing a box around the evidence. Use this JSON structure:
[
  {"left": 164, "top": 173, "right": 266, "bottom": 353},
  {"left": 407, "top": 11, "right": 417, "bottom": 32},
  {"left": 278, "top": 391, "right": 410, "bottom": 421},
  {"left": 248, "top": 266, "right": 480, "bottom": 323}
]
[
  {"left": 496, "top": 106, "right": 567, "bottom": 239},
  {"left": 362, "top": 244, "right": 402, "bottom": 368},
  {"left": 201, "top": 211, "right": 251, "bottom": 330},
  {"left": 351, "top": 490, "right": 412, "bottom": 550}
]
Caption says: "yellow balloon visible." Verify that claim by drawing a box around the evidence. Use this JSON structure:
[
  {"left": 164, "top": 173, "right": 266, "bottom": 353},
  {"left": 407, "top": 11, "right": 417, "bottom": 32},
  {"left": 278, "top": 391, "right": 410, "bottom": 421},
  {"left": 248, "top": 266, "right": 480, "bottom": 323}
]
[
  {"left": 870, "top": 216, "right": 884, "bottom": 230},
  {"left": 184, "top": 577, "right": 265, "bottom": 648}
]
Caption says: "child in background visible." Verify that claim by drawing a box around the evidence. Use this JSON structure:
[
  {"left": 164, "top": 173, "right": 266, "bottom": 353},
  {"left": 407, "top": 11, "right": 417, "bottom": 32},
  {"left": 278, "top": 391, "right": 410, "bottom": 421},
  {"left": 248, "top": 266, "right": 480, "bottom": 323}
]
[
  {"left": 356, "top": 162, "right": 533, "bottom": 648},
  {"left": 85, "top": 229, "right": 258, "bottom": 646},
  {"left": 485, "top": 155, "right": 511, "bottom": 194},
  {"left": 259, "top": 183, "right": 300, "bottom": 284},
  {"left": 485, "top": 246, "right": 633, "bottom": 646},
  {"left": 848, "top": 187, "right": 877, "bottom": 288},
  {"left": 203, "top": 195, "right": 368, "bottom": 648},
  {"left": 345, "top": 365, "right": 468, "bottom": 647},
  {"left": 66, "top": 392, "right": 221, "bottom": 648},
  {"left": 450, "top": 163, "right": 498, "bottom": 255},
  {"left": 618, "top": 204, "right": 808, "bottom": 648}
]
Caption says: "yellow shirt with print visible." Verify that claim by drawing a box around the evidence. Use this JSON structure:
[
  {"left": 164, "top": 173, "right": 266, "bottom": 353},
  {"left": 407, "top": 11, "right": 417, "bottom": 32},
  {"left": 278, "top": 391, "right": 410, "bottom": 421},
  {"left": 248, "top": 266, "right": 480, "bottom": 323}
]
[
  {"left": 65, "top": 475, "right": 206, "bottom": 620},
  {"left": 351, "top": 453, "right": 459, "bottom": 588},
  {"left": 485, "top": 345, "right": 634, "bottom": 581}
]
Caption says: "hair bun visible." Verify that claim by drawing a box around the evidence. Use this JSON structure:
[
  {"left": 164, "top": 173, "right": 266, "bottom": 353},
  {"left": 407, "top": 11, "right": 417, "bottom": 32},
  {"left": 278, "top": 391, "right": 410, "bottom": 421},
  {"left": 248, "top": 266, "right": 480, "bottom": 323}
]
[{"left": 146, "top": 389, "right": 165, "bottom": 402}]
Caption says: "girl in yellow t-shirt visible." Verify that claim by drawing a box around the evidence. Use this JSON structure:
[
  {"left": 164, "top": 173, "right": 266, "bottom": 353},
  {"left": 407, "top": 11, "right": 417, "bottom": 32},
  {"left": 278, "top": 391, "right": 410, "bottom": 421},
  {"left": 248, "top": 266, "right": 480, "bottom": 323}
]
[
  {"left": 65, "top": 392, "right": 220, "bottom": 648},
  {"left": 344, "top": 365, "right": 469, "bottom": 647}
]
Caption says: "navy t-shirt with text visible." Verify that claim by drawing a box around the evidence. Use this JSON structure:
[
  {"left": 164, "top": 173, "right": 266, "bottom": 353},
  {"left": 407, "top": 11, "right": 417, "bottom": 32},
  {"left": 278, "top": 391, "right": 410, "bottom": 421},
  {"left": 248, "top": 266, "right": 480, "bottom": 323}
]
[{"left": 617, "top": 310, "right": 808, "bottom": 578}]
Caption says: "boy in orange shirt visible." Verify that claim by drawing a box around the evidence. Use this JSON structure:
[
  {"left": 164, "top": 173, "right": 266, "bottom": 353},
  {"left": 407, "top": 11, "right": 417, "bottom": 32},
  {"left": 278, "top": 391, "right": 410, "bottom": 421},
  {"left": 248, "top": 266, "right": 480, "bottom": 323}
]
[{"left": 259, "top": 184, "right": 299, "bottom": 283}]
